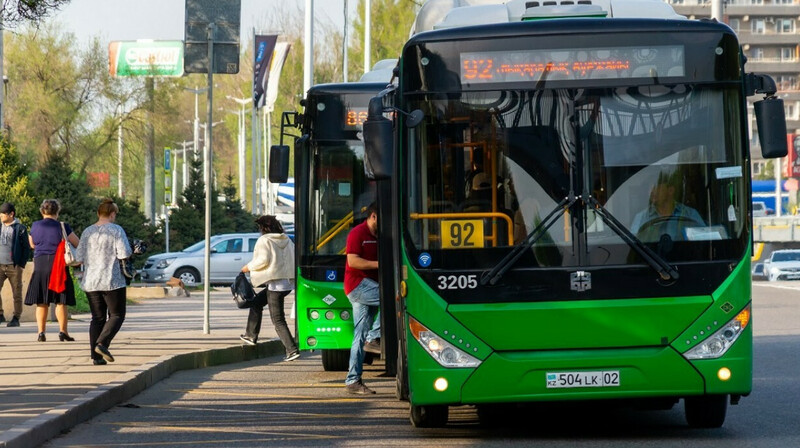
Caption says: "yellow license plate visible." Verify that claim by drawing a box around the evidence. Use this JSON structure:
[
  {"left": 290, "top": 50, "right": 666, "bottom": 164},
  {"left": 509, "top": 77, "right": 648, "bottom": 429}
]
[{"left": 440, "top": 220, "right": 484, "bottom": 249}]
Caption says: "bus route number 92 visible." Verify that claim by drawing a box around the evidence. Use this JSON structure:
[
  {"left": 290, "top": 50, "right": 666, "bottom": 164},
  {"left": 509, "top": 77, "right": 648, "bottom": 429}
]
[{"left": 440, "top": 219, "right": 484, "bottom": 249}]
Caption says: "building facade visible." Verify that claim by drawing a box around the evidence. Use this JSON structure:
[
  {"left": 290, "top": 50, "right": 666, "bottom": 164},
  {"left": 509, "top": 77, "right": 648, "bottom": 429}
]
[{"left": 667, "top": 0, "right": 800, "bottom": 175}]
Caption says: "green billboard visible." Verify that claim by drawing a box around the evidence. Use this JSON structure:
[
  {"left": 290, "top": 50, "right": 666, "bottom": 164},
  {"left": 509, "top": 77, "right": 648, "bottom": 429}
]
[{"left": 109, "top": 40, "right": 184, "bottom": 77}]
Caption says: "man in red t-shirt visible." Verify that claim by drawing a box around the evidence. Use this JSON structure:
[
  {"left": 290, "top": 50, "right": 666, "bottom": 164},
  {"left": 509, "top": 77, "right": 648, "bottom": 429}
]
[{"left": 343, "top": 203, "right": 380, "bottom": 395}]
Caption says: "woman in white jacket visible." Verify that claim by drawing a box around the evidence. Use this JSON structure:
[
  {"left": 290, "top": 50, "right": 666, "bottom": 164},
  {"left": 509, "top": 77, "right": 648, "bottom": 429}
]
[{"left": 240, "top": 215, "right": 299, "bottom": 361}]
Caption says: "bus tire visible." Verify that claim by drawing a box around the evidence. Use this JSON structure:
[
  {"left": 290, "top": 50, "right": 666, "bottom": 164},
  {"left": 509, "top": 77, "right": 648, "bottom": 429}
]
[
  {"left": 396, "top": 359, "right": 409, "bottom": 401},
  {"left": 321, "top": 349, "right": 349, "bottom": 371},
  {"left": 410, "top": 404, "right": 448, "bottom": 428},
  {"left": 684, "top": 395, "right": 727, "bottom": 428}
]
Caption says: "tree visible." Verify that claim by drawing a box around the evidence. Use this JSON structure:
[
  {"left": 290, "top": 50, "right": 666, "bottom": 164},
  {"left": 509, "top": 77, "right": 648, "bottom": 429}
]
[
  {"left": 29, "top": 152, "right": 95, "bottom": 234},
  {"left": 348, "top": 0, "right": 419, "bottom": 79},
  {"left": 1, "top": 0, "right": 70, "bottom": 27},
  {"left": 168, "top": 157, "right": 234, "bottom": 251},
  {"left": 221, "top": 172, "right": 257, "bottom": 232},
  {"left": 0, "top": 135, "right": 36, "bottom": 227}
]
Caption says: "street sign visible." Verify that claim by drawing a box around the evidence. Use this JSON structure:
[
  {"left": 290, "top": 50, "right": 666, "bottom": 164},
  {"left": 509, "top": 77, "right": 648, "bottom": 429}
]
[
  {"left": 109, "top": 41, "right": 184, "bottom": 77},
  {"left": 164, "top": 148, "right": 172, "bottom": 204},
  {"left": 184, "top": 0, "right": 241, "bottom": 74}
]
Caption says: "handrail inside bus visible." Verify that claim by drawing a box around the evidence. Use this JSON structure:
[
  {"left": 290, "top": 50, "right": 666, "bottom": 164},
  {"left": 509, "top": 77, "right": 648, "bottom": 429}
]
[
  {"left": 315, "top": 212, "right": 354, "bottom": 252},
  {"left": 409, "top": 212, "right": 514, "bottom": 246}
]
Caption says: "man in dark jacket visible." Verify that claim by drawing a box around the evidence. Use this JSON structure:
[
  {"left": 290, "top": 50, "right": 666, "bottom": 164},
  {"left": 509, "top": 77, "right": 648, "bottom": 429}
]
[{"left": 0, "top": 202, "right": 31, "bottom": 327}]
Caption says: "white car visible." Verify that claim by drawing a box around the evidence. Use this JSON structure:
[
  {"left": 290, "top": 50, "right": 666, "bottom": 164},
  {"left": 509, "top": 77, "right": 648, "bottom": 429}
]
[
  {"left": 752, "top": 201, "right": 773, "bottom": 217},
  {"left": 765, "top": 249, "right": 800, "bottom": 281},
  {"left": 140, "top": 233, "right": 261, "bottom": 285}
]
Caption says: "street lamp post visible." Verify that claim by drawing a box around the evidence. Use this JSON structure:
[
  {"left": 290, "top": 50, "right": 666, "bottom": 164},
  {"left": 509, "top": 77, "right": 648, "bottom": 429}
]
[
  {"left": 227, "top": 96, "right": 253, "bottom": 209},
  {"left": 175, "top": 140, "right": 195, "bottom": 193},
  {"left": 184, "top": 86, "right": 208, "bottom": 163},
  {"left": 198, "top": 121, "right": 224, "bottom": 189}
]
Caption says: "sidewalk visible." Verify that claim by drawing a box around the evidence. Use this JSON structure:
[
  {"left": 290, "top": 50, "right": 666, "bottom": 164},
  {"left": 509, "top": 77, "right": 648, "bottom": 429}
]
[{"left": 0, "top": 288, "right": 288, "bottom": 448}]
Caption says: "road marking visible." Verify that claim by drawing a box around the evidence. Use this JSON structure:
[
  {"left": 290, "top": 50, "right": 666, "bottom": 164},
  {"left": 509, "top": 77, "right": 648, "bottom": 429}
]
[
  {"left": 753, "top": 283, "right": 800, "bottom": 291},
  {"left": 140, "top": 403, "right": 358, "bottom": 418},
  {"left": 168, "top": 388, "right": 367, "bottom": 403},
  {"left": 100, "top": 421, "right": 341, "bottom": 440}
]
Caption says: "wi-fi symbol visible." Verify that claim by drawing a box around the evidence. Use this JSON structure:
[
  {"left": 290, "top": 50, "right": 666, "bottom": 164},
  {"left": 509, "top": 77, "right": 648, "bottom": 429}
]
[{"left": 418, "top": 252, "right": 432, "bottom": 267}]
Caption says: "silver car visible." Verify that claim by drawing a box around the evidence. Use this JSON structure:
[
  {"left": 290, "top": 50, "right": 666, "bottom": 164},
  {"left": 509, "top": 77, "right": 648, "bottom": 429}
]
[
  {"left": 140, "top": 233, "right": 261, "bottom": 285},
  {"left": 765, "top": 249, "right": 800, "bottom": 282}
]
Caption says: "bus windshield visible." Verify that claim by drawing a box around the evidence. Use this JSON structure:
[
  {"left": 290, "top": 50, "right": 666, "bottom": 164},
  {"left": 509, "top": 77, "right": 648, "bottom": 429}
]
[
  {"left": 404, "top": 83, "right": 747, "bottom": 269},
  {"left": 301, "top": 141, "right": 376, "bottom": 257}
]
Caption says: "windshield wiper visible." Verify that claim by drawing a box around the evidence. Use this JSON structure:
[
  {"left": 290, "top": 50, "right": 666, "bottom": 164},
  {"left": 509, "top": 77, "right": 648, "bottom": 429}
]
[
  {"left": 481, "top": 196, "right": 575, "bottom": 286},
  {"left": 585, "top": 196, "right": 679, "bottom": 281}
]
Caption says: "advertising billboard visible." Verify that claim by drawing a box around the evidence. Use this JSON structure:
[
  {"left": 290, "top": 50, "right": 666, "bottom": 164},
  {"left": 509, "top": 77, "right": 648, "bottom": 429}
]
[{"left": 109, "top": 41, "right": 184, "bottom": 77}]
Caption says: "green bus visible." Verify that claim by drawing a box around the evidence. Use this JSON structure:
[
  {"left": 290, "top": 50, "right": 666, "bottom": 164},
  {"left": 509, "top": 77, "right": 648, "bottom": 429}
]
[
  {"left": 280, "top": 82, "right": 390, "bottom": 371},
  {"left": 360, "top": 0, "right": 787, "bottom": 428}
]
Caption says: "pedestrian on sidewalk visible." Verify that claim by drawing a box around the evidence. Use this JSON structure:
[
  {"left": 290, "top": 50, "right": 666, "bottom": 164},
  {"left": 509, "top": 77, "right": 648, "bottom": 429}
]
[
  {"left": 24, "top": 199, "right": 80, "bottom": 342},
  {"left": 0, "top": 202, "right": 31, "bottom": 327},
  {"left": 76, "top": 199, "right": 132, "bottom": 366},
  {"left": 343, "top": 203, "right": 381, "bottom": 395},
  {"left": 240, "top": 215, "right": 300, "bottom": 362}
]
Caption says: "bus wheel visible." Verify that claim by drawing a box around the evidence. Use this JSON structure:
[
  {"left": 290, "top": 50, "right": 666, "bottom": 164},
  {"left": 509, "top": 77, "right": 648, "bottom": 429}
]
[
  {"left": 684, "top": 395, "right": 727, "bottom": 428},
  {"left": 321, "top": 349, "right": 349, "bottom": 371},
  {"left": 410, "top": 404, "right": 448, "bottom": 428}
]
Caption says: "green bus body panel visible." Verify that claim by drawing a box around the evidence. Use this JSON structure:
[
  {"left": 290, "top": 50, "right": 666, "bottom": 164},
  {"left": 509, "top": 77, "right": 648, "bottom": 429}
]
[
  {"left": 296, "top": 276, "right": 354, "bottom": 350},
  {"left": 448, "top": 297, "right": 711, "bottom": 351},
  {"left": 677, "top": 255, "right": 751, "bottom": 354},
  {"left": 402, "top": 250, "right": 753, "bottom": 406}
]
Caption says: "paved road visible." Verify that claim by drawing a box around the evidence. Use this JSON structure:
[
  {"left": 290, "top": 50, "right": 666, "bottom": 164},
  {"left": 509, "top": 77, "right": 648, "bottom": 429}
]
[{"left": 44, "top": 282, "right": 800, "bottom": 447}]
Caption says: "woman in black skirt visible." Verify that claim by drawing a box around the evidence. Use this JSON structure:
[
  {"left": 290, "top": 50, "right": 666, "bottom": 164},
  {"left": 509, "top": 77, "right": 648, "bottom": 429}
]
[{"left": 24, "top": 199, "right": 80, "bottom": 342}]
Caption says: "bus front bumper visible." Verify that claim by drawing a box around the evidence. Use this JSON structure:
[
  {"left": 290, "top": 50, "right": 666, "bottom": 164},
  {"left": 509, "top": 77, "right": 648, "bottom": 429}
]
[{"left": 408, "top": 340, "right": 752, "bottom": 406}]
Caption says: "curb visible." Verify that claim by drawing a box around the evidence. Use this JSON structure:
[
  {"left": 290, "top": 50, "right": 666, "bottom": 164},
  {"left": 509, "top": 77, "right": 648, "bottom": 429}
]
[{"left": 0, "top": 340, "right": 284, "bottom": 448}]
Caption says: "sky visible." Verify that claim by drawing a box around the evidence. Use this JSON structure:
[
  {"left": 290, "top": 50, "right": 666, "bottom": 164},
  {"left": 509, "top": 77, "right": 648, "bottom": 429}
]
[{"left": 50, "top": 0, "right": 355, "bottom": 45}]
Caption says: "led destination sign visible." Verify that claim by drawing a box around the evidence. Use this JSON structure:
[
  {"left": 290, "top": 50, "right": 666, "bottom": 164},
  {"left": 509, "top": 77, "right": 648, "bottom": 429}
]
[
  {"left": 460, "top": 45, "right": 685, "bottom": 84},
  {"left": 344, "top": 107, "right": 368, "bottom": 129}
]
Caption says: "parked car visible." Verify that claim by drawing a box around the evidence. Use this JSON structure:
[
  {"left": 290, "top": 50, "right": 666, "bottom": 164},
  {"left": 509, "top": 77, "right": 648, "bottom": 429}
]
[
  {"left": 764, "top": 249, "right": 800, "bottom": 281},
  {"left": 140, "top": 233, "right": 260, "bottom": 285},
  {"left": 752, "top": 262, "right": 767, "bottom": 281},
  {"left": 752, "top": 201, "right": 774, "bottom": 217}
]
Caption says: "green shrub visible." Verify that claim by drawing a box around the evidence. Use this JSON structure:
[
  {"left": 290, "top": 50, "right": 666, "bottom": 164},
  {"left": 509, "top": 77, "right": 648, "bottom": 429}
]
[{"left": 69, "top": 276, "right": 90, "bottom": 314}]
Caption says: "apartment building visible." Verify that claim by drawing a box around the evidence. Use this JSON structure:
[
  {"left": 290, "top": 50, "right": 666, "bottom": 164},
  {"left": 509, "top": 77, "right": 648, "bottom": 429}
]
[{"left": 667, "top": 0, "right": 800, "bottom": 174}]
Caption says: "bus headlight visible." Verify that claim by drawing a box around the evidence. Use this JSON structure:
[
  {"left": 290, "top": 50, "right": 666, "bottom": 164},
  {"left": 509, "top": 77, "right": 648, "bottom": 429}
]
[
  {"left": 684, "top": 305, "right": 750, "bottom": 360},
  {"left": 408, "top": 316, "right": 481, "bottom": 368}
]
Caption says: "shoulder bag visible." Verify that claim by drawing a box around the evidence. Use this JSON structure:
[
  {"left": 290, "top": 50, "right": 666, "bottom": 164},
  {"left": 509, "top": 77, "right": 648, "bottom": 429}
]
[
  {"left": 60, "top": 222, "right": 81, "bottom": 267},
  {"left": 231, "top": 272, "right": 257, "bottom": 309}
]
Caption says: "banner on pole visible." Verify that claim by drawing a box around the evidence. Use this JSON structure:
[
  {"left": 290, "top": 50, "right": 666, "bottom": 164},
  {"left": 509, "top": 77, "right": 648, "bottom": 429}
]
[
  {"left": 265, "top": 43, "right": 292, "bottom": 113},
  {"left": 253, "top": 35, "right": 279, "bottom": 109}
]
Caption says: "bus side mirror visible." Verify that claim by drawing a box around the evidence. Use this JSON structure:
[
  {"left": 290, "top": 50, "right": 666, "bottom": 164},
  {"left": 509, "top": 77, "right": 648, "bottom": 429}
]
[
  {"left": 363, "top": 97, "right": 393, "bottom": 180},
  {"left": 269, "top": 144, "right": 291, "bottom": 183},
  {"left": 755, "top": 97, "right": 788, "bottom": 159}
]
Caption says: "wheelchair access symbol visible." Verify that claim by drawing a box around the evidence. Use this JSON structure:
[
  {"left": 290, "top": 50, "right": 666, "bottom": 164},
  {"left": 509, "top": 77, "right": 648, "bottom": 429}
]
[{"left": 326, "top": 270, "right": 337, "bottom": 281}]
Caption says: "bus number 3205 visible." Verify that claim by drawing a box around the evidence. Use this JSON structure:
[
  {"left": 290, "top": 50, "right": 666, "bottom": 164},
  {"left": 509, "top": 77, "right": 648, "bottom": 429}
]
[{"left": 437, "top": 275, "right": 478, "bottom": 290}]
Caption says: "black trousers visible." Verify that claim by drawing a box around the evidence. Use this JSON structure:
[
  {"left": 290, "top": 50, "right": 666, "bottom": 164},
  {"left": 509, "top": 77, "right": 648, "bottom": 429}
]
[
  {"left": 245, "top": 289, "right": 298, "bottom": 355},
  {"left": 87, "top": 287, "right": 126, "bottom": 360}
]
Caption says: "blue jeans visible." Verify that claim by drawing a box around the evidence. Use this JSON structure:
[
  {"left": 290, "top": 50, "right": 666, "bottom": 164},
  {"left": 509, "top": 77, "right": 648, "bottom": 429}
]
[{"left": 345, "top": 278, "right": 380, "bottom": 385}]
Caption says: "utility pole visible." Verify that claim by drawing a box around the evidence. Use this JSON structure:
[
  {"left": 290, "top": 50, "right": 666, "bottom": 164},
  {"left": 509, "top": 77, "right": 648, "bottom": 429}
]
[
  {"left": 304, "top": 0, "right": 314, "bottom": 94},
  {"left": 364, "top": 0, "right": 371, "bottom": 73},
  {"left": 227, "top": 95, "right": 253, "bottom": 207},
  {"left": 711, "top": 0, "right": 723, "bottom": 21},
  {"left": 198, "top": 121, "right": 224, "bottom": 189},
  {"left": 118, "top": 123, "right": 124, "bottom": 197},
  {"left": 184, "top": 86, "right": 208, "bottom": 163},
  {"left": 343, "top": 0, "right": 349, "bottom": 82},
  {"left": 145, "top": 77, "right": 156, "bottom": 224},
  {"left": 0, "top": 17, "right": 4, "bottom": 130}
]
